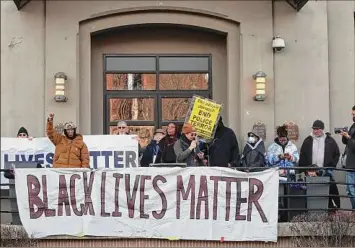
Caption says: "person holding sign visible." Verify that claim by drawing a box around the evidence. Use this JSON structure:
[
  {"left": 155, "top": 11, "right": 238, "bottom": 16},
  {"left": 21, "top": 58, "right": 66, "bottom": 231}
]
[
  {"left": 174, "top": 123, "right": 205, "bottom": 167},
  {"left": 4, "top": 127, "right": 34, "bottom": 180},
  {"left": 17, "top": 126, "right": 33, "bottom": 140},
  {"left": 46, "top": 113, "right": 89, "bottom": 168},
  {"left": 208, "top": 117, "right": 240, "bottom": 167}
]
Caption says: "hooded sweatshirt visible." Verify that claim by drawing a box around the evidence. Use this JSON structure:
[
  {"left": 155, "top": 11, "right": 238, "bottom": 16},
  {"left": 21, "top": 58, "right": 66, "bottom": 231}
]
[
  {"left": 240, "top": 136, "right": 266, "bottom": 169},
  {"left": 208, "top": 119, "right": 240, "bottom": 167}
]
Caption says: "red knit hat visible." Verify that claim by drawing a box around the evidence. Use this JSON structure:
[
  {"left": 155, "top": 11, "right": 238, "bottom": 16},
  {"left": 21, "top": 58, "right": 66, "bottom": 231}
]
[{"left": 182, "top": 123, "right": 195, "bottom": 134}]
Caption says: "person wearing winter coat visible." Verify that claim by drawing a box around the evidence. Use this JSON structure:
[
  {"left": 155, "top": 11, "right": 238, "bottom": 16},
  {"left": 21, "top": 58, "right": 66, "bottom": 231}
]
[
  {"left": 208, "top": 117, "right": 240, "bottom": 167},
  {"left": 267, "top": 125, "right": 299, "bottom": 179},
  {"left": 158, "top": 122, "right": 178, "bottom": 164},
  {"left": 339, "top": 105, "right": 355, "bottom": 209},
  {"left": 299, "top": 120, "right": 341, "bottom": 209},
  {"left": 240, "top": 130, "right": 266, "bottom": 171},
  {"left": 140, "top": 129, "right": 166, "bottom": 167},
  {"left": 46, "top": 113, "right": 89, "bottom": 168},
  {"left": 174, "top": 123, "right": 205, "bottom": 167}
]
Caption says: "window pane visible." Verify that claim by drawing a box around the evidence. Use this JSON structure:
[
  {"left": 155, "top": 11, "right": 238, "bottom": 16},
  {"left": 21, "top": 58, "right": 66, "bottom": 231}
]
[
  {"left": 109, "top": 98, "right": 154, "bottom": 121},
  {"left": 110, "top": 125, "right": 154, "bottom": 148},
  {"left": 159, "top": 57, "right": 209, "bottom": 72},
  {"left": 159, "top": 73, "right": 209, "bottom": 90},
  {"left": 106, "top": 73, "right": 156, "bottom": 90},
  {"left": 106, "top": 57, "right": 156, "bottom": 71},
  {"left": 161, "top": 98, "right": 191, "bottom": 121}
]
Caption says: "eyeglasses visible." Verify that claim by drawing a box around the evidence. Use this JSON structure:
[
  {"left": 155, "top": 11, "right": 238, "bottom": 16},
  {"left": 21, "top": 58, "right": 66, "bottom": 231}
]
[
  {"left": 189, "top": 133, "right": 197, "bottom": 137},
  {"left": 117, "top": 126, "right": 127, "bottom": 129},
  {"left": 18, "top": 133, "right": 27, "bottom": 137}
]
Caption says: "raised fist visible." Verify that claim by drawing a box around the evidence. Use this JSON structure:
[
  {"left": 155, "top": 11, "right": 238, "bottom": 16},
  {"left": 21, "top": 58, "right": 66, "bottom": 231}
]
[{"left": 48, "top": 113, "right": 54, "bottom": 121}]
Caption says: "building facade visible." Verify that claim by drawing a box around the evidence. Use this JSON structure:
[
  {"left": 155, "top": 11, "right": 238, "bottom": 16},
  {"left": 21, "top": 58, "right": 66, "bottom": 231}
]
[{"left": 1, "top": 0, "right": 354, "bottom": 150}]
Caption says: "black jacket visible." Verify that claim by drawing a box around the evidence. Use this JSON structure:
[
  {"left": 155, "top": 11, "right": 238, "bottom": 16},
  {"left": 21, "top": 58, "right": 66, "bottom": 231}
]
[
  {"left": 140, "top": 140, "right": 161, "bottom": 167},
  {"left": 158, "top": 135, "right": 177, "bottom": 163},
  {"left": 299, "top": 133, "right": 340, "bottom": 168},
  {"left": 208, "top": 121, "right": 240, "bottom": 167},
  {"left": 240, "top": 139, "right": 266, "bottom": 169},
  {"left": 342, "top": 124, "right": 355, "bottom": 169}
]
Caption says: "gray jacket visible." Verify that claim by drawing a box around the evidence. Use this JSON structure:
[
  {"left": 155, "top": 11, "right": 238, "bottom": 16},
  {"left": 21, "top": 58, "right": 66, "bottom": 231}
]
[{"left": 173, "top": 138, "right": 203, "bottom": 167}]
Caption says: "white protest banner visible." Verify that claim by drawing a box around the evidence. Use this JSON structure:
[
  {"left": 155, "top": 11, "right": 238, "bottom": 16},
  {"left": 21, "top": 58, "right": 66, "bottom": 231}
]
[
  {"left": 1, "top": 135, "right": 138, "bottom": 186},
  {"left": 15, "top": 167, "right": 279, "bottom": 241}
]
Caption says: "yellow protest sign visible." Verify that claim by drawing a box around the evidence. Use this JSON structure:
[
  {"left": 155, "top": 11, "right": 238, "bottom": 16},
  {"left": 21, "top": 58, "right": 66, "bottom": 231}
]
[{"left": 186, "top": 96, "right": 222, "bottom": 140}]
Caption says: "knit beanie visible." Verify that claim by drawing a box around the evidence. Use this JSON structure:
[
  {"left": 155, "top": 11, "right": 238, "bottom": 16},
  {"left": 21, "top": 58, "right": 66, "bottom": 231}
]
[
  {"left": 17, "top": 127, "right": 28, "bottom": 136},
  {"left": 64, "top": 122, "right": 76, "bottom": 130},
  {"left": 182, "top": 123, "right": 195, "bottom": 134},
  {"left": 312, "top": 120, "right": 325, "bottom": 130}
]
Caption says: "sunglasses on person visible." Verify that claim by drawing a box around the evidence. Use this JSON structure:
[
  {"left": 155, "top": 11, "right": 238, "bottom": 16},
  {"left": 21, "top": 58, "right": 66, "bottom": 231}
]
[
  {"left": 117, "top": 126, "right": 127, "bottom": 129},
  {"left": 18, "top": 133, "right": 27, "bottom": 137}
]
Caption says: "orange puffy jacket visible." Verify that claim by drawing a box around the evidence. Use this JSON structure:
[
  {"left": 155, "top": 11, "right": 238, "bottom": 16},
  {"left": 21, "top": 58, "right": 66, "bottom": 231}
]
[{"left": 46, "top": 119, "right": 90, "bottom": 168}]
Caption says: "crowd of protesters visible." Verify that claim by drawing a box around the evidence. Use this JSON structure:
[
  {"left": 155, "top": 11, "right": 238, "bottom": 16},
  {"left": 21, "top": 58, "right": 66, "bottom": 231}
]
[{"left": 7, "top": 105, "right": 355, "bottom": 210}]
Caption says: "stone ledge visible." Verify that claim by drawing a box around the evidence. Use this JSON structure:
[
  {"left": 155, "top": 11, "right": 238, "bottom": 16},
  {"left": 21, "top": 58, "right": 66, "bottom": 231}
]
[{"left": 1, "top": 222, "right": 355, "bottom": 240}]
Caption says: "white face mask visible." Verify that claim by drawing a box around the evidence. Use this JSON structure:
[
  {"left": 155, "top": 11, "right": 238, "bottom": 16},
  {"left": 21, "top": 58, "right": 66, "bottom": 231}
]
[{"left": 248, "top": 136, "right": 256, "bottom": 144}]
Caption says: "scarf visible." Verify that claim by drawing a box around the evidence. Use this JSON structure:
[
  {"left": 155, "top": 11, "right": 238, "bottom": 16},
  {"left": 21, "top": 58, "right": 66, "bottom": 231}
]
[
  {"left": 161, "top": 135, "right": 178, "bottom": 152},
  {"left": 311, "top": 132, "right": 326, "bottom": 167},
  {"left": 181, "top": 134, "right": 192, "bottom": 146}
]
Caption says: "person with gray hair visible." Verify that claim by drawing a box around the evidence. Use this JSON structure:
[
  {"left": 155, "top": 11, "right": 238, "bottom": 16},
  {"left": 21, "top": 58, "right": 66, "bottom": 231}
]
[
  {"left": 117, "top": 121, "right": 129, "bottom": 135},
  {"left": 116, "top": 120, "right": 145, "bottom": 163}
]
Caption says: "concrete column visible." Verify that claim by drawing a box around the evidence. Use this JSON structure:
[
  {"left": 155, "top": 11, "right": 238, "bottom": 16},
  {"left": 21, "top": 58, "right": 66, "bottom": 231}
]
[
  {"left": 274, "top": 1, "right": 330, "bottom": 147},
  {"left": 79, "top": 24, "right": 92, "bottom": 134},
  {"left": 226, "top": 30, "right": 241, "bottom": 136},
  {"left": 327, "top": 1, "right": 355, "bottom": 136}
]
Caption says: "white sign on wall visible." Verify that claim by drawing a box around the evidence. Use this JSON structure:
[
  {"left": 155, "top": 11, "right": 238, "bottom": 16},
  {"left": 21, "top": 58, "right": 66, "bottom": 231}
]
[{"left": 1, "top": 135, "right": 139, "bottom": 186}]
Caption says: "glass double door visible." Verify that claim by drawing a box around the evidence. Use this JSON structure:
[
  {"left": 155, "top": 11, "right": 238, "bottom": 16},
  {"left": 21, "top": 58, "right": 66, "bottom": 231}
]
[{"left": 104, "top": 55, "right": 212, "bottom": 147}]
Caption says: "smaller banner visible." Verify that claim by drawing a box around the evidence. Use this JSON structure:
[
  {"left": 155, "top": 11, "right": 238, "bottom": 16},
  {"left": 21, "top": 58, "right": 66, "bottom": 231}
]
[
  {"left": 1, "top": 135, "right": 139, "bottom": 187},
  {"left": 185, "top": 95, "right": 222, "bottom": 140},
  {"left": 15, "top": 167, "right": 279, "bottom": 241}
]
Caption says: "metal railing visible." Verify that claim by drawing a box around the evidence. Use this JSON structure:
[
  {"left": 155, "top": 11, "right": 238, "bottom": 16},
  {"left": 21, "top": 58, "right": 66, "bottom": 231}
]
[
  {"left": 1, "top": 166, "right": 354, "bottom": 224},
  {"left": 236, "top": 166, "right": 355, "bottom": 222}
]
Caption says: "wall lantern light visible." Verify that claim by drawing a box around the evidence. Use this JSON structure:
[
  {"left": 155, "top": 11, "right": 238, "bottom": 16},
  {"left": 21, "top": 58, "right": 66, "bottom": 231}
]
[
  {"left": 54, "top": 72, "right": 67, "bottom": 102},
  {"left": 253, "top": 71, "right": 267, "bottom": 101}
]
